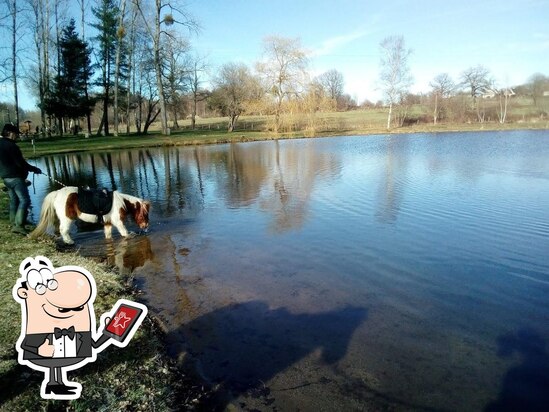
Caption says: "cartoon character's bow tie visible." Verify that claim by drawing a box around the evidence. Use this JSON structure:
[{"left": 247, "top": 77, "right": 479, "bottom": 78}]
[{"left": 54, "top": 326, "right": 75, "bottom": 340}]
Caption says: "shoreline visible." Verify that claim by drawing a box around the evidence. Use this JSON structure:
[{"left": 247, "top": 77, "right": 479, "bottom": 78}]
[{"left": 19, "top": 121, "right": 549, "bottom": 159}]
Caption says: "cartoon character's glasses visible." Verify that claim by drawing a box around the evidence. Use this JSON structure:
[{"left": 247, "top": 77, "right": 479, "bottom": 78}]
[
  {"left": 35, "top": 279, "right": 58, "bottom": 295},
  {"left": 26, "top": 268, "right": 57, "bottom": 295}
]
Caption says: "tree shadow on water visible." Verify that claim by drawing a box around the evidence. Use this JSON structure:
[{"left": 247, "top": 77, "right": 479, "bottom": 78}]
[
  {"left": 168, "top": 301, "right": 368, "bottom": 410},
  {"left": 485, "top": 328, "right": 549, "bottom": 412}
]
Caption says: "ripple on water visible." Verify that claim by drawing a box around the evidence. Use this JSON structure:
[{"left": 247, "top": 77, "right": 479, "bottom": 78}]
[{"left": 28, "top": 132, "right": 549, "bottom": 411}]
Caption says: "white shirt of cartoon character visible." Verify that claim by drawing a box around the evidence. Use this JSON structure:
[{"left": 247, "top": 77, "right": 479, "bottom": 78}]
[{"left": 52, "top": 334, "right": 77, "bottom": 358}]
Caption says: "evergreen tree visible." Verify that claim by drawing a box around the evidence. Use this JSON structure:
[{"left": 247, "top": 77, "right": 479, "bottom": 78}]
[
  {"left": 43, "top": 19, "right": 94, "bottom": 135},
  {"left": 91, "top": 0, "right": 128, "bottom": 136}
]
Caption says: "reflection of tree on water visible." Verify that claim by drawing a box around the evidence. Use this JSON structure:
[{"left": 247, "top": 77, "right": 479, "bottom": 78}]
[
  {"left": 267, "top": 139, "right": 312, "bottom": 232},
  {"left": 194, "top": 147, "right": 205, "bottom": 198},
  {"left": 41, "top": 152, "right": 123, "bottom": 191},
  {"left": 102, "top": 153, "right": 117, "bottom": 189},
  {"left": 158, "top": 147, "right": 205, "bottom": 216},
  {"left": 42, "top": 153, "right": 101, "bottom": 190},
  {"left": 38, "top": 142, "right": 340, "bottom": 232},
  {"left": 39, "top": 147, "right": 204, "bottom": 218},
  {"left": 140, "top": 151, "right": 160, "bottom": 202},
  {"left": 211, "top": 142, "right": 269, "bottom": 207},
  {"left": 208, "top": 140, "right": 341, "bottom": 232},
  {"left": 376, "top": 136, "right": 409, "bottom": 223}
]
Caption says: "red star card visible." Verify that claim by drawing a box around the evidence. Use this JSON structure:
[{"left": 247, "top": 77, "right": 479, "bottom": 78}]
[{"left": 104, "top": 302, "right": 145, "bottom": 343}]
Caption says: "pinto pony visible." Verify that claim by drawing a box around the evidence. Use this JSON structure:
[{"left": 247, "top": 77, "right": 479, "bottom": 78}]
[{"left": 30, "top": 186, "right": 150, "bottom": 244}]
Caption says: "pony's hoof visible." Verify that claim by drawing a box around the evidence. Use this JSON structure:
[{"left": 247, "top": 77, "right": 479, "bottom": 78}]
[{"left": 56, "top": 239, "right": 76, "bottom": 251}]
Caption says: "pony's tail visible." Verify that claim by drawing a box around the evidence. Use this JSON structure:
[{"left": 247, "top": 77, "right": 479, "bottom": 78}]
[{"left": 29, "top": 191, "right": 58, "bottom": 239}]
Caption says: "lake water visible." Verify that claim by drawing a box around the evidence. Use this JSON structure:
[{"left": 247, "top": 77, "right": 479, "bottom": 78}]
[{"left": 29, "top": 131, "right": 549, "bottom": 411}]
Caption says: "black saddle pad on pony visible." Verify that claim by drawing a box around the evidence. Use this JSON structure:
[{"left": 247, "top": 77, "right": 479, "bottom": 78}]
[{"left": 77, "top": 187, "right": 114, "bottom": 216}]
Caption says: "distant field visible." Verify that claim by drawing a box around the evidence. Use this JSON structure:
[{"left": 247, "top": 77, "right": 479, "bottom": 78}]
[
  {"left": 16, "top": 97, "right": 548, "bottom": 159},
  {"left": 14, "top": 94, "right": 549, "bottom": 139},
  {"left": 152, "top": 101, "right": 548, "bottom": 136}
]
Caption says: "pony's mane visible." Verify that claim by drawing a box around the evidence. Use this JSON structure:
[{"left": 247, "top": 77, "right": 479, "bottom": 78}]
[
  {"left": 113, "top": 191, "right": 150, "bottom": 227},
  {"left": 113, "top": 191, "right": 146, "bottom": 210}
]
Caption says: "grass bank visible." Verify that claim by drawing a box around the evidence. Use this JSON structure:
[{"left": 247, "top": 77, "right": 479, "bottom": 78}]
[
  {"left": 0, "top": 193, "right": 203, "bottom": 411},
  {"left": 18, "top": 111, "right": 549, "bottom": 159}
]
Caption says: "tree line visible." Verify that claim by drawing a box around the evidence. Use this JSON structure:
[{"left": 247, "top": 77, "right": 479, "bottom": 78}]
[
  {"left": 0, "top": 0, "right": 199, "bottom": 136},
  {"left": 378, "top": 36, "right": 549, "bottom": 128},
  {"left": 1, "top": 1, "right": 548, "bottom": 136}
]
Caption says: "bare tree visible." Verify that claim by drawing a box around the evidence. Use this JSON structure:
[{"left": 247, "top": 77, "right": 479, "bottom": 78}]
[
  {"left": 317, "top": 69, "right": 344, "bottom": 101},
  {"left": 26, "top": 0, "right": 62, "bottom": 135},
  {"left": 133, "top": 0, "right": 198, "bottom": 135},
  {"left": 527, "top": 73, "right": 548, "bottom": 108},
  {"left": 92, "top": 0, "right": 122, "bottom": 136},
  {"left": 256, "top": 35, "right": 309, "bottom": 133},
  {"left": 0, "top": 6, "right": 6, "bottom": 84},
  {"left": 378, "top": 35, "right": 413, "bottom": 130},
  {"left": 53, "top": 0, "right": 67, "bottom": 84},
  {"left": 186, "top": 53, "right": 208, "bottom": 130},
  {"left": 211, "top": 62, "right": 261, "bottom": 132},
  {"left": 113, "top": 0, "right": 127, "bottom": 136},
  {"left": 496, "top": 85, "right": 514, "bottom": 124},
  {"left": 125, "top": 2, "right": 145, "bottom": 134},
  {"left": 429, "top": 73, "right": 454, "bottom": 124},
  {"left": 138, "top": 55, "right": 161, "bottom": 133},
  {"left": 163, "top": 33, "right": 190, "bottom": 129},
  {"left": 2, "top": 0, "right": 23, "bottom": 127},
  {"left": 26, "top": 0, "right": 46, "bottom": 132},
  {"left": 76, "top": 0, "right": 93, "bottom": 136},
  {"left": 9, "top": 0, "right": 19, "bottom": 123},
  {"left": 460, "top": 65, "right": 493, "bottom": 122},
  {"left": 460, "top": 65, "right": 492, "bottom": 101}
]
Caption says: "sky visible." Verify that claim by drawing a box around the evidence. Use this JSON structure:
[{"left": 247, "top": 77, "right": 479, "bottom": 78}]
[
  {"left": 188, "top": 0, "right": 549, "bottom": 103},
  {"left": 2, "top": 0, "right": 548, "bottom": 110}
]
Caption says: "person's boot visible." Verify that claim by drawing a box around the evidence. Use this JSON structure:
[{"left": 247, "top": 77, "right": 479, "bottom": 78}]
[
  {"left": 14, "top": 208, "right": 30, "bottom": 234},
  {"left": 11, "top": 225, "right": 29, "bottom": 235}
]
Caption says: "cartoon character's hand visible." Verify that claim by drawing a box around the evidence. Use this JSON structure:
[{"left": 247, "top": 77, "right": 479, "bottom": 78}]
[
  {"left": 38, "top": 338, "right": 55, "bottom": 357},
  {"left": 105, "top": 317, "right": 111, "bottom": 327}
]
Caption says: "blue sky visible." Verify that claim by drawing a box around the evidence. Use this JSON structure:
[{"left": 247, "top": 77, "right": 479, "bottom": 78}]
[
  {"left": 189, "top": 0, "right": 549, "bottom": 103},
  {"left": 2, "top": 0, "right": 548, "bottom": 109}
]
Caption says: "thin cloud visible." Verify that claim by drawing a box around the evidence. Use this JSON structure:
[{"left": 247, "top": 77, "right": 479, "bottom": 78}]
[
  {"left": 311, "top": 30, "right": 370, "bottom": 57},
  {"left": 507, "top": 36, "right": 549, "bottom": 53}
]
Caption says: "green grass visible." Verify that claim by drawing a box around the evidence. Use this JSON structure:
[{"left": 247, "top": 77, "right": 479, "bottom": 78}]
[{"left": 0, "top": 193, "right": 198, "bottom": 411}]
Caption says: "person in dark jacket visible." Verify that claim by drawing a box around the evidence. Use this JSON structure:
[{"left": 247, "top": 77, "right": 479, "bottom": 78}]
[{"left": 0, "top": 123, "right": 42, "bottom": 234}]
